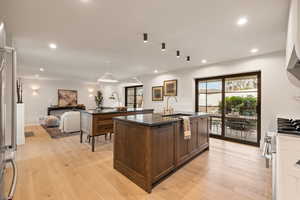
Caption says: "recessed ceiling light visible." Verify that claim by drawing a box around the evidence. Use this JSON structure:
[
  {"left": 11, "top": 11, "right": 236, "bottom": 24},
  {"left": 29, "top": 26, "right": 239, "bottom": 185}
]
[
  {"left": 154, "top": 69, "right": 158, "bottom": 73},
  {"left": 237, "top": 17, "right": 248, "bottom": 26},
  {"left": 39, "top": 68, "right": 44, "bottom": 72},
  {"left": 201, "top": 59, "right": 207, "bottom": 64},
  {"left": 250, "top": 48, "right": 259, "bottom": 53},
  {"left": 49, "top": 43, "right": 57, "bottom": 49},
  {"left": 0, "top": 22, "right": 3, "bottom": 31}
]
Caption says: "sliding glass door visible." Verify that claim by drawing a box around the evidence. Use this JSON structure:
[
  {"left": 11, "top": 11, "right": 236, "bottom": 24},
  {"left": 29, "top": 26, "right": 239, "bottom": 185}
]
[
  {"left": 224, "top": 75, "right": 259, "bottom": 143},
  {"left": 125, "top": 85, "right": 143, "bottom": 108},
  {"left": 198, "top": 79, "right": 222, "bottom": 136},
  {"left": 196, "top": 72, "right": 261, "bottom": 146}
]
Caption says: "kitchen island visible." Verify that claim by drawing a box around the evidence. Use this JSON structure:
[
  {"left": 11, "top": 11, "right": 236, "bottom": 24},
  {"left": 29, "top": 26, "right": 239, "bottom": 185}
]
[
  {"left": 80, "top": 108, "right": 154, "bottom": 151},
  {"left": 113, "top": 112, "right": 210, "bottom": 193}
]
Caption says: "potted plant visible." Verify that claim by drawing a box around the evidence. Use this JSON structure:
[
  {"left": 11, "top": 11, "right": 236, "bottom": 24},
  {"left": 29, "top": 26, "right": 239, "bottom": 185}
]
[{"left": 95, "top": 90, "right": 104, "bottom": 109}]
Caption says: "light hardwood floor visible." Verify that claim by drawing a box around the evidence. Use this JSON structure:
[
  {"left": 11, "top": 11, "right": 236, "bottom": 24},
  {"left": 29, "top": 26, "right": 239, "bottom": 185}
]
[{"left": 12, "top": 126, "right": 271, "bottom": 200}]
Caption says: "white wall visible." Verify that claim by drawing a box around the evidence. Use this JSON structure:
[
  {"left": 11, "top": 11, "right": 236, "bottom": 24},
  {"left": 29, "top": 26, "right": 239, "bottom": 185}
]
[
  {"left": 136, "top": 51, "right": 300, "bottom": 146},
  {"left": 98, "top": 83, "right": 124, "bottom": 107},
  {"left": 22, "top": 79, "right": 119, "bottom": 125}
]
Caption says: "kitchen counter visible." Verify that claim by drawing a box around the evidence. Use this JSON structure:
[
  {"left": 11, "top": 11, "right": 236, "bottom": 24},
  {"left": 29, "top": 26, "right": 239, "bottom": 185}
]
[
  {"left": 81, "top": 108, "right": 154, "bottom": 115},
  {"left": 113, "top": 112, "right": 210, "bottom": 126},
  {"left": 113, "top": 112, "right": 210, "bottom": 193}
]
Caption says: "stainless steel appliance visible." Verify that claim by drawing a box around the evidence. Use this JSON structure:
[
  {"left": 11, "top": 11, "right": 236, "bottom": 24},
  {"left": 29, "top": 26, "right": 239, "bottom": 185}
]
[
  {"left": 262, "top": 132, "right": 276, "bottom": 200},
  {"left": 0, "top": 21, "right": 18, "bottom": 200},
  {"left": 277, "top": 117, "right": 300, "bottom": 135}
]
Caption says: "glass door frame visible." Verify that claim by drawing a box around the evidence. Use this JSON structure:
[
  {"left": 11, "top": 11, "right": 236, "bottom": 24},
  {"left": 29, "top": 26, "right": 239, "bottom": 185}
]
[
  {"left": 125, "top": 85, "right": 143, "bottom": 109},
  {"left": 195, "top": 71, "right": 261, "bottom": 147}
]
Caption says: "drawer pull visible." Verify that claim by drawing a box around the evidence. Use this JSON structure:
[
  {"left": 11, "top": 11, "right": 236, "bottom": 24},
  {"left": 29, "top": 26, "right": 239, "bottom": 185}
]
[{"left": 295, "top": 160, "right": 300, "bottom": 169}]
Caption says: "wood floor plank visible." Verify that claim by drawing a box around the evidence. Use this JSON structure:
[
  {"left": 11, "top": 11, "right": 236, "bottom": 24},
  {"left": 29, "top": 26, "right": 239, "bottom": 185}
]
[{"left": 11, "top": 125, "right": 271, "bottom": 200}]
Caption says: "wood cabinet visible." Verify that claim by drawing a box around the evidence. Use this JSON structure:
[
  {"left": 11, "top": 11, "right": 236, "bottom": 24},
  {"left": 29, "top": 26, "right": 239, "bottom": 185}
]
[
  {"left": 80, "top": 109, "right": 153, "bottom": 151},
  {"left": 113, "top": 115, "right": 209, "bottom": 193},
  {"left": 198, "top": 117, "right": 209, "bottom": 149},
  {"left": 176, "top": 117, "right": 209, "bottom": 166},
  {"left": 151, "top": 124, "right": 176, "bottom": 183}
]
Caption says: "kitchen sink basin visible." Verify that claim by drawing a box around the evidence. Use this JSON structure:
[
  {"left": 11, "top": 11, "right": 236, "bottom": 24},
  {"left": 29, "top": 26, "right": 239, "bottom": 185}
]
[{"left": 162, "top": 113, "right": 193, "bottom": 118}]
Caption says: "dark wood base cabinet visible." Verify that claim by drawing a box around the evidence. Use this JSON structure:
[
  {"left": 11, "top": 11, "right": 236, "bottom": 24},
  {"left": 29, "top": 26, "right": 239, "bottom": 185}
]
[
  {"left": 80, "top": 109, "right": 153, "bottom": 152},
  {"left": 113, "top": 116, "right": 209, "bottom": 193}
]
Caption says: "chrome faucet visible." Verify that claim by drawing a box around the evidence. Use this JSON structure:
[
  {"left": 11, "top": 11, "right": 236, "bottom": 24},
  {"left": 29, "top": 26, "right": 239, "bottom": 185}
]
[{"left": 164, "top": 96, "right": 178, "bottom": 115}]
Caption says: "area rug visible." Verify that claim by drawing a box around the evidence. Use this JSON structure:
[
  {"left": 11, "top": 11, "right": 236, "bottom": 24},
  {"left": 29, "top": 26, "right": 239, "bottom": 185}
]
[
  {"left": 25, "top": 131, "right": 35, "bottom": 137},
  {"left": 42, "top": 125, "right": 80, "bottom": 139}
]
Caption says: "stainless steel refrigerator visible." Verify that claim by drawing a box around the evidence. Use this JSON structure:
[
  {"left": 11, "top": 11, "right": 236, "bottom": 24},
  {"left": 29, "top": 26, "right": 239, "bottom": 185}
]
[{"left": 0, "top": 22, "right": 17, "bottom": 200}]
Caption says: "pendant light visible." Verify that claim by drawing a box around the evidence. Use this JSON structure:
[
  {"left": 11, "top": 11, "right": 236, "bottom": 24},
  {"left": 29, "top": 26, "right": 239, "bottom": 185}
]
[
  {"left": 143, "top": 33, "right": 148, "bottom": 43},
  {"left": 97, "top": 61, "right": 119, "bottom": 83},
  {"left": 176, "top": 50, "right": 180, "bottom": 58},
  {"left": 97, "top": 72, "right": 119, "bottom": 83},
  {"left": 187, "top": 56, "right": 190, "bottom": 61},
  {"left": 123, "top": 77, "right": 143, "bottom": 84},
  {"left": 161, "top": 43, "right": 166, "bottom": 51}
]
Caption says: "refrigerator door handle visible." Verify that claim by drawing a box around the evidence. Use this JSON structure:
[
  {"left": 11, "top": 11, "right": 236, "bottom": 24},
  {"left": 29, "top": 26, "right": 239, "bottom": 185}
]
[
  {"left": 5, "top": 158, "right": 17, "bottom": 200},
  {"left": 10, "top": 49, "right": 17, "bottom": 151}
]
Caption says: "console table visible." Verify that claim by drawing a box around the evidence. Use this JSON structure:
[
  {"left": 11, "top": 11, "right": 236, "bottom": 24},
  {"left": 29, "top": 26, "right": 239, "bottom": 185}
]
[
  {"left": 80, "top": 108, "right": 154, "bottom": 152},
  {"left": 47, "top": 105, "right": 86, "bottom": 115}
]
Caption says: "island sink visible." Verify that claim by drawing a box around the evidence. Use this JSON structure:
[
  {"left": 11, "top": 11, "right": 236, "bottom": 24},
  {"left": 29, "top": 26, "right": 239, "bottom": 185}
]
[
  {"left": 162, "top": 113, "right": 193, "bottom": 118},
  {"left": 113, "top": 113, "right": 210, "bottom": 193}
]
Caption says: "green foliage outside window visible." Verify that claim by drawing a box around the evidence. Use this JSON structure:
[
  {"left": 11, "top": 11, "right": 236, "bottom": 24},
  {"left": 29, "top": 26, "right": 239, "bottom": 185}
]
[{"left": 219, "top": 95, "right": 257, "bottom": 116}]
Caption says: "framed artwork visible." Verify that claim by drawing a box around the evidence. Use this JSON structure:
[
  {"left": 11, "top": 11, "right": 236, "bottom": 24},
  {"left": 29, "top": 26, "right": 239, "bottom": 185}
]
[
  {"left": 58, "top": 89, "right": 78, "bottom": 106},
  {"left": 163, "top": 80, "right": 177, "bottom": 96},
  {"left": 152, "top": 86, "right": 164, "bottom": 101}
]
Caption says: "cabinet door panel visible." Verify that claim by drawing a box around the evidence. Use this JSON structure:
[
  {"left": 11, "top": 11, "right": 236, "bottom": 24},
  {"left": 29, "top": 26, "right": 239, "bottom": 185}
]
[
  {"left": 177, "top": 123, "right": 189, "bottom": 162},
  {"left": 278, "top": 147, "right": 300, "bottom": 200},
  {"left": 152, "top": 124, "right": 176, "bottom": 182},
  {"left": 198, "top": 118, "right": 208, "bottom": 148},
  {"left": 189, "top": 120, "right": 199, "bottom": 153}
]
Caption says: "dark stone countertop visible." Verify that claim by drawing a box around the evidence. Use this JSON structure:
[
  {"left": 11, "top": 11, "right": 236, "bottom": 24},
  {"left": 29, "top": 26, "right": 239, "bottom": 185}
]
[
  {"left": 113, "top": 112, "right": 210, "bottom": 126},
  {"left": 81, "top": 108, "right": 154, "bottom": 115}
]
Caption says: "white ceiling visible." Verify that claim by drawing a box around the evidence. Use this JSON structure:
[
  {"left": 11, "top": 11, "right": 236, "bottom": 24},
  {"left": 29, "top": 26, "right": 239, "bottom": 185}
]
[{"left": 0, "top": 0, "right": 290, "bottom": 82}]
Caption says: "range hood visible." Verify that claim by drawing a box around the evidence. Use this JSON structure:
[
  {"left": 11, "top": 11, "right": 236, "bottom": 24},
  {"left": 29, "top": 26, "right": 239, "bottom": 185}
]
[{"left": 286, "top": 0, "right": 300, "bottom": 79}]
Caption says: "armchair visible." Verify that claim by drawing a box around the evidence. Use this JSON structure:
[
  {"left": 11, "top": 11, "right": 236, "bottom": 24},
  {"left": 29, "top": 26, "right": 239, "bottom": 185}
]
[{"left": 59, "top": 111, "right": 81, "bottom": 133}]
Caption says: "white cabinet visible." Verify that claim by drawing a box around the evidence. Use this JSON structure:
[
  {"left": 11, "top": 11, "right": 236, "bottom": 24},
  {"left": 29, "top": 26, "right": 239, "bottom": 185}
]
[{"left": 276, "top": 134, "right": 300, "bottom": 200}]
